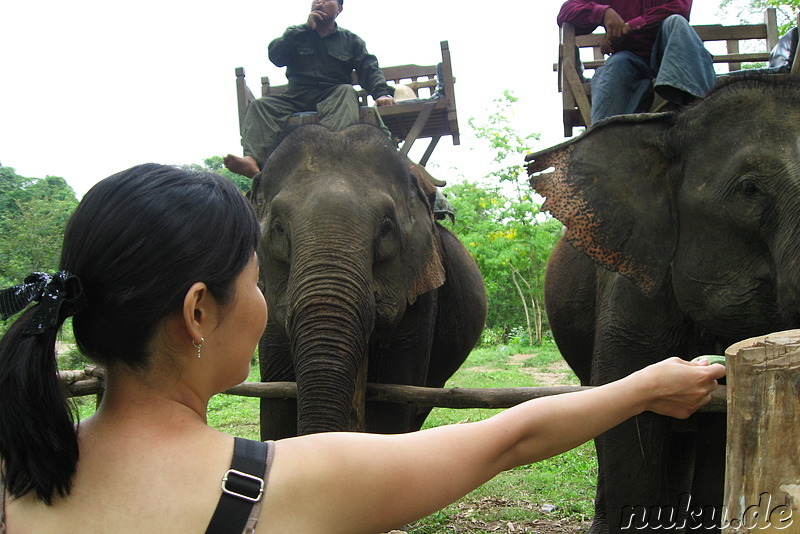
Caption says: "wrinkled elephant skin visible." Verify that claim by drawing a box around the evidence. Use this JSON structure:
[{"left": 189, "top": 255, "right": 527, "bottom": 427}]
[
  {"left": 527, "top": 77, "right": 800, "bottom": 534},
  {"left": 254, "top": 124, "right": 487, "bottom": 439}
]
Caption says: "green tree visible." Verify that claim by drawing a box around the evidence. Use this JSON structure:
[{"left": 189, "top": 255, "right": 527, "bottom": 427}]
[
  {"left": 0, "top": 165, "right": 32, "bottom": 213},
  {"left": 183, "top": 156, "right": 252, "bottom": 194},
  {"left": 721, "top": 0, "right": 799, "bottom": 34},
  {"left": 443, "top": 92, "right": 562, "bottom": 344},
  {"left": 0, "top": 167, "right": 78, "bottom": 288}
]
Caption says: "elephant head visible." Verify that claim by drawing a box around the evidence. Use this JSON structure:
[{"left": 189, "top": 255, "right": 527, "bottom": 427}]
[
  {"left": 255, "top": 124, "right": 445, "bottom": 434},
  {"left": 527, "top": 75, "right": 800, "bottom": 342}
]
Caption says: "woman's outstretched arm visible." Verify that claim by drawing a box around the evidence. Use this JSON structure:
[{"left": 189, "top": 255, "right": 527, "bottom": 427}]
[{"left": 261, "top": 357, "right": 724, "bottom": 534}]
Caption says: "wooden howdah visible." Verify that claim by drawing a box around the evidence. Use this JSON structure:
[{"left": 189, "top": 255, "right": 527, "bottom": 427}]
[{"left": 234, "top": 40, "right": 459, "bottom": 167}]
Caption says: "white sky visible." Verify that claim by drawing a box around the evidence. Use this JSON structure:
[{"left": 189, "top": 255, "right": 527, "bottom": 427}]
[{"left": 1, "top": 1, "right": 731, "bottom": 197}]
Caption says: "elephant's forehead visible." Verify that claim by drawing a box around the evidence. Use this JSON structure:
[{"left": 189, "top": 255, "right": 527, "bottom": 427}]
[
  {"left": 303, "top": 154, "right": 321, "bottom": 173},
  {"left": 681, "top": 86, "right": 800, "bottom": 143},
  {"left": 680, "top": 125, "right": 800, "bottom": 177},
  {"left": 269, "top": 172, "right": 400, "bottom": 219},
  {"left": 278, "top": 159, "right": 402, "bottom": 197}
]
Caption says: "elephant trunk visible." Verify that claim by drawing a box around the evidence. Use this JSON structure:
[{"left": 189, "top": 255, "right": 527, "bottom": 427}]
[{"left": 287, "top": 247, "right": 375, "bottom": 435}]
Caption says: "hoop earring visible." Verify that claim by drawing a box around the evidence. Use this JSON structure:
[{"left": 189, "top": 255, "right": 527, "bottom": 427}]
[{"left": 193, "top": 337, "right": 204, "bottom": 359}]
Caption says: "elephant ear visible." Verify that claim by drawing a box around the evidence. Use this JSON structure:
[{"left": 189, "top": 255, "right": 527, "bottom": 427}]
[
  {"left": 405, "top": 162, "right": 445, "bottom": 305},
  {"left": 408, "top": 235, "right": 446, "bottom": 304},
  {"left": 526, "top": 113, "right": 677, "bottom": 297}
]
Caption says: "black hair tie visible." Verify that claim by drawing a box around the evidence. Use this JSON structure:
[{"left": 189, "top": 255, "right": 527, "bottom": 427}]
[{"left": 0, "top": 271, "right": 86, "bottom": 334}]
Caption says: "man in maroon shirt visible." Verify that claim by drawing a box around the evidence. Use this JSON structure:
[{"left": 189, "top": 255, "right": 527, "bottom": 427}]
[{"left": 558, "top": 0, "right": 716, "bottom": 123}]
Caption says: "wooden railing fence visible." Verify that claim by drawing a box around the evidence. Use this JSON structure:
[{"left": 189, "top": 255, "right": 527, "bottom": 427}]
[{"left": 60, "top": 364, "right": 727, "bottom": 412}]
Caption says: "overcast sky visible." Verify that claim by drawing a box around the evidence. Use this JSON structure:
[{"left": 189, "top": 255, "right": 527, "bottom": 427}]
[{"left": 2, "top": 1, "right": 731, "bottom": 197}]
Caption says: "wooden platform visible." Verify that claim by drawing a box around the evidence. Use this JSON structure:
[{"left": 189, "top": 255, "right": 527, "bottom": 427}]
[{"left": 235, "top": 40, "right": 459, "bottom": 166}]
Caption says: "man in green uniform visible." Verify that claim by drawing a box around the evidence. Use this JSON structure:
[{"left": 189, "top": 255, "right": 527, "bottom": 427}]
[{"left": 225, "top": 0, "right": 397, "bottom": 178}]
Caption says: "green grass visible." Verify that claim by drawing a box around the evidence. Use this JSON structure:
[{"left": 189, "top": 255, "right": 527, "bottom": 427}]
[
  {"left": 60, "top": 339, "right": 597, "bottom": 531},
  {"left": 206, "top": 366, "right": 261, "bottom": 440}
]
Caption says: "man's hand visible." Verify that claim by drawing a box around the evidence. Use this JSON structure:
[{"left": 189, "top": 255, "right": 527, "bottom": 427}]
[
  {"left": 601, "top": 35, "right": 615, "bottom": 54},
  {"left": 602, "top": 7, "right": 631, "bottom": 41},
  {"left": 307, "top": 9, "right": 324, "bottom": 30},
  {"left": 375, "top": 95, "right": 396, "bottom": 107}
]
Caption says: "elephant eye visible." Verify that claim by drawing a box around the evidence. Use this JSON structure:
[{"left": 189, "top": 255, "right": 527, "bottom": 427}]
[
  {"left": 374, "top": 217, "right": 397, "bottom": 261},
  {"left": 267, "top": 218, "right": 290, "bottom": 262},
  {"left": 378, "top": 217, "right": 394, "bottom": 238},
  {"left": 739, "top": 178, "right": 759, "bottom": 195}
]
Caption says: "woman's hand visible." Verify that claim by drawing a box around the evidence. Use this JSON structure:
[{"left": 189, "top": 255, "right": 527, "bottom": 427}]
[{"left": 631, "top": 357, "right": 726, "bottom": 419}]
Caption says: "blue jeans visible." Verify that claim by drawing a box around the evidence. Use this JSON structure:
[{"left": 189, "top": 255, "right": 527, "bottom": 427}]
[{"left": 590, "top": 15, "right": 716, "bottom": 123}]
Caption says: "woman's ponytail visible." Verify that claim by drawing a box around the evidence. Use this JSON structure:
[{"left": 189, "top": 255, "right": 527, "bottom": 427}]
[{"left": 0, "top": 272, "right": 85, "bottom": 504}]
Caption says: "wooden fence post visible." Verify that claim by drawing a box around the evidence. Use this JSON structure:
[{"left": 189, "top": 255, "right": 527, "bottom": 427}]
[{"left": 723, "top": 329, "right": 800, "bottom": 533}]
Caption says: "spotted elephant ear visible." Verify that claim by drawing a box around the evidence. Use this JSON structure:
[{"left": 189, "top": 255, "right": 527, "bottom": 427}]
[{"left": 526, "top": 113, "right": 677, "bottom": 297}]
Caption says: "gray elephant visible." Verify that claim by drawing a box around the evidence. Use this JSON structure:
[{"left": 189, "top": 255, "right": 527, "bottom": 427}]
[
  {"left": 253, "top": 123, "right": 487, "bottom": 439},
  {"left": 526, "top": 76, "right": 800, "bottom": 533}
]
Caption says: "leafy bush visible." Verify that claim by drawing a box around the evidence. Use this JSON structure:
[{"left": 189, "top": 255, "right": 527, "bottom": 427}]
[{"left": 442, "top": 92, "right": 561, "bottom": 342}]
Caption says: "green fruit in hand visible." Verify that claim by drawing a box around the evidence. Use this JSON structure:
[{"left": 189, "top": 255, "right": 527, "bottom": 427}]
[{"left": 690, "top": 355, "right": 726, "bottom": 366}]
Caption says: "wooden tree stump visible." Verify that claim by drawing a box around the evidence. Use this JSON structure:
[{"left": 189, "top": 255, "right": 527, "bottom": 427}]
[{"left": 723, "top": 329, "right": 800, "bottom": 533}]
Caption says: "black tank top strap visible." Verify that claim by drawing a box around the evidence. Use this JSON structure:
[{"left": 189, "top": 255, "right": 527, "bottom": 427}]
[{"left": 205, "top": 438, "right": 272, "bottom": 534}]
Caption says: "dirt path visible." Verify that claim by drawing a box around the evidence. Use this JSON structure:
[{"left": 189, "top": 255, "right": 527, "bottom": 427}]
[{"left": 507, "top": 353, "right": 577, "bottom": 387}]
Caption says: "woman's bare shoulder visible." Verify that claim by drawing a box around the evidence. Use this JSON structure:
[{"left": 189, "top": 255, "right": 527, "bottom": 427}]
[{"left": 6, "top": 424, "right": 235, "bottom": 534}]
